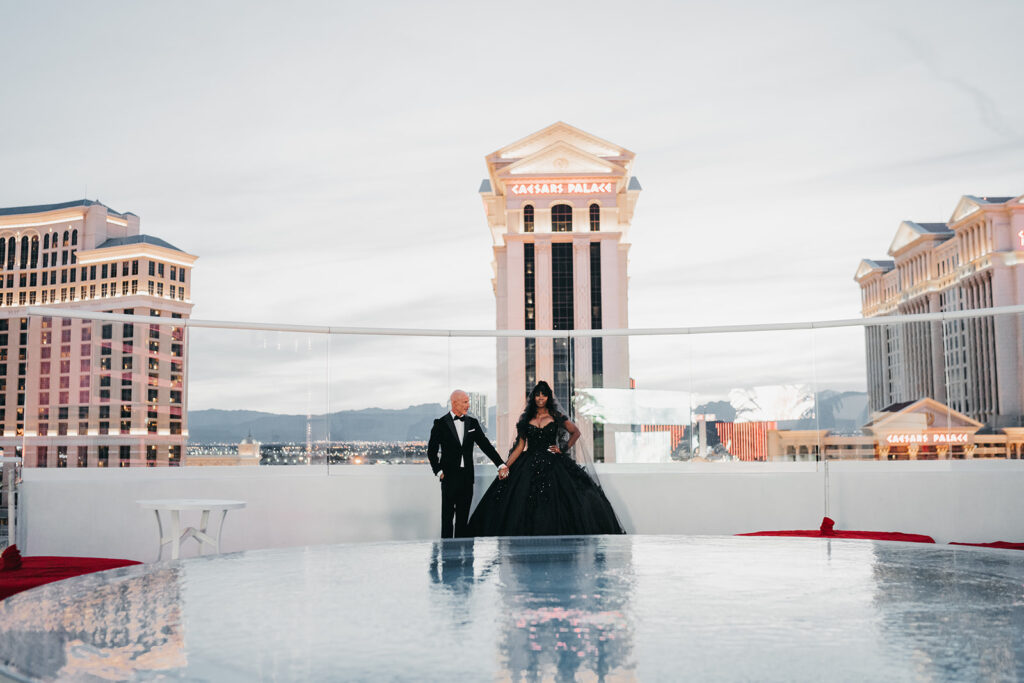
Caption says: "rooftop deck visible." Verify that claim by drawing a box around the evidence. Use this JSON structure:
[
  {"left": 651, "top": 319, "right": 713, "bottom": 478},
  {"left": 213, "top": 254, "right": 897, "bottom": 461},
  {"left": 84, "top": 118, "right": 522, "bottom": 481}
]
[{"left": 2, "top": 534, "right": 1023, "bottom": 681}]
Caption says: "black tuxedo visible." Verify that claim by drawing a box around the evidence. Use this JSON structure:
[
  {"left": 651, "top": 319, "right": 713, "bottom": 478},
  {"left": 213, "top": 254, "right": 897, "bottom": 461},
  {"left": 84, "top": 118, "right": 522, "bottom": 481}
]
[{"left": 427, "top": 413, "right": 503, "bottom": 538}]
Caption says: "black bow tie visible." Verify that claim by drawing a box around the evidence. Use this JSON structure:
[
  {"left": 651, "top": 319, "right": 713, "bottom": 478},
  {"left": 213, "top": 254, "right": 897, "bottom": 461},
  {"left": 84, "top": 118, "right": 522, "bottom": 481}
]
[{"left": 453, "top": 415, "right": 465, "bottom": 422}]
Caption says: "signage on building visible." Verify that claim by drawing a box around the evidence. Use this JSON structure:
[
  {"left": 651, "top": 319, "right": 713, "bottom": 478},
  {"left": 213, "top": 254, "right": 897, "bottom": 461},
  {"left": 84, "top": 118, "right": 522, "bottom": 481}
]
[
  {"left": 507, "top": 178, "right": 615, "bottom": 196},
  {"left": 885, "top": 432, "right": 969, "bottom": 445},
  {"left": 1018, "top": 229, "right": 1024, "bottom": 247}
]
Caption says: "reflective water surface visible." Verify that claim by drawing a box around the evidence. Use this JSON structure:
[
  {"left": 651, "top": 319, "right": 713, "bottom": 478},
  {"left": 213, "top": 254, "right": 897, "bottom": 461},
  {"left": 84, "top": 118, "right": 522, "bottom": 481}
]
[{"left": 1, "top": 536, "right": 1023, "bottom": 681}]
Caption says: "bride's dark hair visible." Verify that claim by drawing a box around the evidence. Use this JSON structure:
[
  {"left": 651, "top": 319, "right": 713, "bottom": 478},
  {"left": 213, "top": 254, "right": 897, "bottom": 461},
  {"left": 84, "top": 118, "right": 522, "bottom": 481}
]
[{"left": 516, "top": 381, "right": 566, "bottom": 429}]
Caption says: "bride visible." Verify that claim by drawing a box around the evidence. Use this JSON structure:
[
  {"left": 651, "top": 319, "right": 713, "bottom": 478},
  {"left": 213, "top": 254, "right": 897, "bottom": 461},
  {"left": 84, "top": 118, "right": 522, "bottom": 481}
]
[{"left": 469, "top": 381, "right": 624, "bottom": 536}]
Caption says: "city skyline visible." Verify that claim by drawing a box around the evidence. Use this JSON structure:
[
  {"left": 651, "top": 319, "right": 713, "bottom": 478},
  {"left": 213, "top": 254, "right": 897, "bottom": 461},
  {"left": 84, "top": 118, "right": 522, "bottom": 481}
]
[{"left": 2, "top": 1, "right": 1022, "bottom": 413}]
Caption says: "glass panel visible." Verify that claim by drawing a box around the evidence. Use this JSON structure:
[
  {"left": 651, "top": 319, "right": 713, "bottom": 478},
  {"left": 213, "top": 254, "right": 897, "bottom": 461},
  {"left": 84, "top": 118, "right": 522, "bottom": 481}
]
[
  {"left": 808, "top": 325, "right": 873, "bottom": 461},
  {"left": 446, "top": 336, "right": 498, "bottom": 455},
  {"left": 186, "top": 325, "right": 329, "bottom": 466},
  {"left": 325, "top": 334, "right": 450, "bottom": 469},
  {"left": 574, "top": 333, "right": 692, "bottom": 464}
]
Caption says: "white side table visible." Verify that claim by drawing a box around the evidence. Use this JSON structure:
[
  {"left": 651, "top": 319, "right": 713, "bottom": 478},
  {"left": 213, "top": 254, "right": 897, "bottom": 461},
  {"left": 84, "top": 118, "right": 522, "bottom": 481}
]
[{"left": 137, "top": 499, "right": 247, "bottom": 560}]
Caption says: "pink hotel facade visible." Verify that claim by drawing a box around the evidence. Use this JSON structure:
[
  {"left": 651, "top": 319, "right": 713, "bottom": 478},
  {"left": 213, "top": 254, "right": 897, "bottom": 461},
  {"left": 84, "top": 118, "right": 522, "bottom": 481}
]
[
  {"left": 481, "top": 123, "right": 640, "bottom": 460},
  {"left": 0, "top": 200, "right": 196, "bottom": 467}
]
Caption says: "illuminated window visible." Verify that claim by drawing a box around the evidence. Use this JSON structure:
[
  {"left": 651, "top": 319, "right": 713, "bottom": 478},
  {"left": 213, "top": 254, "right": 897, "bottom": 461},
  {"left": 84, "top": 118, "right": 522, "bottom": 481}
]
[
  {"left": 590, "top": 203, "right": 600, "bottom": 231},
  {"left": 551, "top": 204, "right": 572, "bottom": 232},
  {"left": 523, "top": 205, "right": 534, "bottom": 233}
]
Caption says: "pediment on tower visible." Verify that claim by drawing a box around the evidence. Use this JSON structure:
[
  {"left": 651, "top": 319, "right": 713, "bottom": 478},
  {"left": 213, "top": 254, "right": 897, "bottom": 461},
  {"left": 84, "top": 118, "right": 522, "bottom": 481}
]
[
  {"left": 887, "top": 221, "right": 950, "bottom": 256},
  {"left": 864, "top": 397, "right": 983, "bottom": 434},
  {"left": 949, "top": 196, "right": 982, "bottom": 224},
  {"left": 497, "top": 140, "right": 625, "bottom": 178},
  {"left": 854, "top": 259, "right": 893, "bottom": 281},
  {"left": 491, "top": 121, "right": 634, "bottom": 162}
]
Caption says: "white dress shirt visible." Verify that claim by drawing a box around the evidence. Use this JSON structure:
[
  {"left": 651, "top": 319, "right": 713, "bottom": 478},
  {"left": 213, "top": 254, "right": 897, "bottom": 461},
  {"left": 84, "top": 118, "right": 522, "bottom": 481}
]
[{"left": 451, "top": 412, "right": 465, "bottom": 444}]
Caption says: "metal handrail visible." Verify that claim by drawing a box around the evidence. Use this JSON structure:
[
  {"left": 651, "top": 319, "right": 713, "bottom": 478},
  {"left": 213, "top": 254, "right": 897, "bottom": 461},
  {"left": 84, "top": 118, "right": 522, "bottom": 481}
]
[{"left": 8, "top": 303, "right": 1024, "bottom": 338}]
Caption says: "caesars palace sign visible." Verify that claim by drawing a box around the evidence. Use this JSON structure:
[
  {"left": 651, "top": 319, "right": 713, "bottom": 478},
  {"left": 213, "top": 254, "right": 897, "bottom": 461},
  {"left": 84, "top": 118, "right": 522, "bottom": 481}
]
[
  {"left": 885, "top": 432, "right": 970, "bottom": 445},
  {"left": 507, "top": 178, "right": 616, "bottom": 196}
]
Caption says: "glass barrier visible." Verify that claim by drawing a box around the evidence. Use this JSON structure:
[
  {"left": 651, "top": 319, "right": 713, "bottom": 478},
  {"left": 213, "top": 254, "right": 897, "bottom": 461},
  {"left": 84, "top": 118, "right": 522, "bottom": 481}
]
[
  {"left": 806, "top": 324, "right": 872, "bottom": 460},
  {"left": 188, "top": 323, "right": 330, "bottom": 467},
  {"left": 7, "top": 308, "right": 1024, "bottom": 472},
  {"left": 325, "top": 334, "right": 452, "bottom": 469}
]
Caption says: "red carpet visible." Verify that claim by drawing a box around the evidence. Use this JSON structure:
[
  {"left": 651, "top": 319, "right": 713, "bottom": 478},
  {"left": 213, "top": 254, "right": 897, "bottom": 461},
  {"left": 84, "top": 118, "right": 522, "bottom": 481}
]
[
  {"left": 950, "top": 541, "right": 1024, "bottom": 551},
  {"left": 0, "top": 551, "right": 141, "bottom": 600},
  {"left": 738, "top": 517, "right": 936, "bottom": 544}
]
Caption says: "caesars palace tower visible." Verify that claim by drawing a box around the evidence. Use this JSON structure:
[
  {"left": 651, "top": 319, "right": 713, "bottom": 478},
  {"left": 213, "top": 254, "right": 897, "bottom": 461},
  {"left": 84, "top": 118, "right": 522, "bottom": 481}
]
[{"left": 480, "top": 123, "right": 641, "bottom": 461}]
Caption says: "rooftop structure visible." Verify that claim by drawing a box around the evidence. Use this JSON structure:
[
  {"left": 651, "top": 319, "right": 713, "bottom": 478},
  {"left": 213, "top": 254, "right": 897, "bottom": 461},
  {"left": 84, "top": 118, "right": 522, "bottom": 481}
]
[
  {"left": 481, "top": 123, "right": 641, "bottom": 460},
  {"left": 0, "top": 200, "right": 197, "bottom": 468},
  {"left": 855, "top": 193, "right": 1024, "bottom": 427}
]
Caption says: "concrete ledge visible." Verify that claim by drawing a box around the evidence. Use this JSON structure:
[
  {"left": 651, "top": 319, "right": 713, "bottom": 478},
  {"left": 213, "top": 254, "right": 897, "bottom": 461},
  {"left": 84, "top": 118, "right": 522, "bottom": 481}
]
[{"left": 18, "top": 461, "right": 1024, "bottom": 559}]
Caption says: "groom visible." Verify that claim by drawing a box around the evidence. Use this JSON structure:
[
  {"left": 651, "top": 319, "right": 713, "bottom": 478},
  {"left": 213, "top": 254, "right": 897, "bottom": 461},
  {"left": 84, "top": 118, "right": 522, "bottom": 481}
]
[{"left": 427, "top": 389, "right": 507, "bottom": 538}]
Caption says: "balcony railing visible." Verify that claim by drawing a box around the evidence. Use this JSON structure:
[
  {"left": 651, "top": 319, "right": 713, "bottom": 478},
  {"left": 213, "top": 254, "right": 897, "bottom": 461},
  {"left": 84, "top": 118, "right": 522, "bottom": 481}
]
[{"left": 2, "top": 304, "right": 1022, "bottom": 557}]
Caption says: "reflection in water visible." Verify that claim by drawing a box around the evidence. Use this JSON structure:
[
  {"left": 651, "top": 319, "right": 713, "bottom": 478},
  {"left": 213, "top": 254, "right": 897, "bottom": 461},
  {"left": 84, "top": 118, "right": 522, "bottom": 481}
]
[
  {"left": 0, "top": 565, "right": 185, "bottom": 681},
  {"left": 871, "top": 544, "right": 1024, "bottom": 680},
  {"left": 428, "top": 536, "right": 635, "bottom": 680},
  {"left": 429, "top": 539, "right": 485, "bottom": 628},
  {"left": 495, "top": 537, "right": 635, "bottom": 681}
]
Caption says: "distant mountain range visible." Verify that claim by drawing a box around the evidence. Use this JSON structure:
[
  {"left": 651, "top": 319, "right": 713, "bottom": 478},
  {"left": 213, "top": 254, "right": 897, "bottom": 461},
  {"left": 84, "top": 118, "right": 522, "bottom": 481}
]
[
  {"left": 188, "top": 403, "right": 448, "bottom": 444},
  {"left": 189, "top": 390, "right": 870, "bottom": 444}
]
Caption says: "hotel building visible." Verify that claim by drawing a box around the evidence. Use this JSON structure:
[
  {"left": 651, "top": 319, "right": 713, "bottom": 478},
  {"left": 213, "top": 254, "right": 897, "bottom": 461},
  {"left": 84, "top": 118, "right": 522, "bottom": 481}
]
[
  {"left": 480, "top": 123, "right": 641, "bottom": 460},
  {"left": 855, "top": 193, "right": 1024, "bottom": 428},
  {"left": 767, "top": 398, "right": 1024, "bottom": 461},
  {"left": 0, "top": 199, "right": 197, "bottom": 467}
]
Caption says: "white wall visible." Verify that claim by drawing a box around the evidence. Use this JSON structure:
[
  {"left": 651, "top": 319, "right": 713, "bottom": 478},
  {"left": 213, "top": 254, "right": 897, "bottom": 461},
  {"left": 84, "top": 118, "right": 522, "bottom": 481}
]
[{"left": 17, "top": 460, "right": 1024, "bottom": 561}]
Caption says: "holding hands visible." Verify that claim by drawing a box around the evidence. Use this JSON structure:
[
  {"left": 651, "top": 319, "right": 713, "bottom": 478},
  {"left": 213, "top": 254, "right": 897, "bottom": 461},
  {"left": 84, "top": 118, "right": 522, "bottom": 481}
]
[{"left": 498, "top": 464, "right": 509, "bottom": 480}]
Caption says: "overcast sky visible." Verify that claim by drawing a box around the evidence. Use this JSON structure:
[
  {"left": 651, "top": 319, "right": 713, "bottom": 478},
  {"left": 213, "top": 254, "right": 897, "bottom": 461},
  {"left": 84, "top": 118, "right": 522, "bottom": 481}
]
[{"left": 1, "top": 1, "right": 1022, "bottom": 415}]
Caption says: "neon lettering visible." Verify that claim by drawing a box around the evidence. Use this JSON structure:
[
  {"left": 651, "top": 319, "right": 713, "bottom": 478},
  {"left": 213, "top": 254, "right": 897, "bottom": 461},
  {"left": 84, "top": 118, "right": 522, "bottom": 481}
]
[{"left": 508, "top": 178, "right": 616, "bottom": 196}]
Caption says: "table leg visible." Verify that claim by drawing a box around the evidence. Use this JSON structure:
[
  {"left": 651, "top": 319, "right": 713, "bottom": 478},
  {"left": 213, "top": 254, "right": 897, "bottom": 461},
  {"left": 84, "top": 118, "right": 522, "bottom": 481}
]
[
  {"left": 216, "top": 509, "right": 229, "bottom": 554},
  {"left": 170, "top": 510, "right": 181, "bottom": 560},
  {"left": 198, "top": 509, "right": 211, "bottom": 556},
  {"left": 153, "top": 510, "right": 165, "bottom": 561}
]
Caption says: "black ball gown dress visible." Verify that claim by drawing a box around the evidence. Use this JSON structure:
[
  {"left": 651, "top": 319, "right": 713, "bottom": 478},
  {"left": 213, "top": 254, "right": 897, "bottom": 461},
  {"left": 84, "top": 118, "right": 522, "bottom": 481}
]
[{"left": 469, "top": 419, "right": 625, "bottom": 536}]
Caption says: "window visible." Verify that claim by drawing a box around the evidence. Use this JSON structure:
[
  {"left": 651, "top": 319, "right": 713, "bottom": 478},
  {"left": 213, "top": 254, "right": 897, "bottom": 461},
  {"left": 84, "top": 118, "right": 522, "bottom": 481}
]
[
  {"left": 119, "top": 445, "right": 131, "bottom": 467},
  {"left": 523, "top": 205, "right": 534, "bottom": 233},
  {"left": 589, "top": 203, "right": 600, "bottom": 231},
  {"left": 121, "top": 388, "right": 132, "bottom": 401},
  {"left": 98, "top": 446, "right": 109, "bottom": 467},
  {"left": 551, "top": 204, "right": 572, "bottom": 232},
  {"left": 148, "top": 261, "right": 155, "bottom": 276},
  {"left": 157, "top": 263, "right": 164, "bottom": 277}
]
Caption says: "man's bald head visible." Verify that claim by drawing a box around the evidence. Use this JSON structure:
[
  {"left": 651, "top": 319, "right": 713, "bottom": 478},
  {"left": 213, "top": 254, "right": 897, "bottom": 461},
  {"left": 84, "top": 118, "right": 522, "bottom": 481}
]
[{"left": 450, "top": 390, "right": 469, "bottom": 417}]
